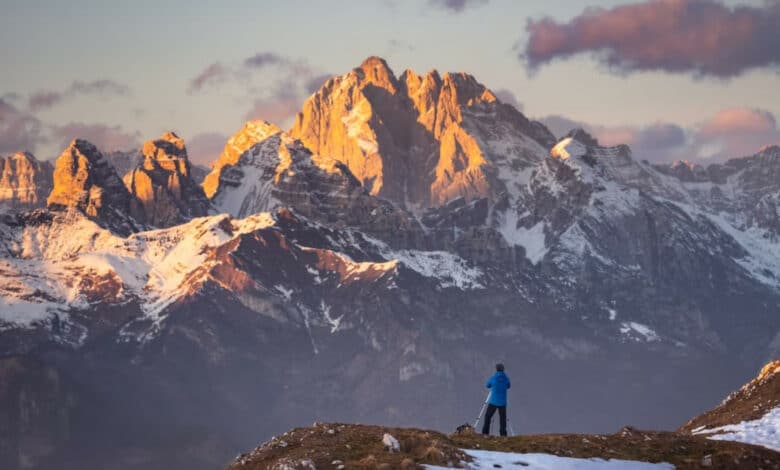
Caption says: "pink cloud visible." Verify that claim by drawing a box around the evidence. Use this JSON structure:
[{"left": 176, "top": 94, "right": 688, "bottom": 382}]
[
  {"left": 0, "top": 99, "right": 44, "bottom": 154},
  {"left": 51, "top": 122, "right": 141, "bottom": 153},
  {"left": 524, "top": 0, "right": 780, "bottom": 78},
  {"left": 538, "top": 109, "right": 780, "bottom": 163},
  {"left": 187, "top": 132, "right": 227, "bottom": 167}
]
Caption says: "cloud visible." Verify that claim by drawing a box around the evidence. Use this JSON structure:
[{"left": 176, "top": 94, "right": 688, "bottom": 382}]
[
  {"left": 427, "top": 0, "right": 488, "bottom": 13},
  {"left": 28, "top": 79, "right": 131, "bottom": 111},
  {"left": 244, "top": 85, "right": 302, "bottom": 126},
  {"left": 187, "top": 62, "right": 230, "bottom": 94},
  {"left": 524, "top": 0, "right": 780, "bottom": 78},
  {"left": 493, "top": 88, "right": 523, "bottom": 111},
  {"left": 303, "top": 73, "right": 334, "bottom": 94},
  {"left": 693, "top": 107, "right": 780, "bottom": 159},
  {"left": 189, "top": 51, "right": 331, "bottom": 126},
  {"left": 0, "top": 98, "right": 44, "bottom": 154},
  {"left": 540, "top": 107, "right": 780, "bottom": 163},
  {"left": 244, "top": 52, "right": 287, "bottom": 68},
  {"left": 388, "top": 39, "right": 416, "bottom": 53},
  {"left": 50, "top": 122, "right": 141, "bottom": 153},
  {"left": 186, "top": 132, "right": 227, "bottom": 167},
  {"left": 28, "top": 91, "right": 63, "bottom": 112}
]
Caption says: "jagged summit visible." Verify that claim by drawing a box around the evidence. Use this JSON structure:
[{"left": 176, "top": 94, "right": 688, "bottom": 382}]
[
  {"left": 290, "top": 56, "right": 554, "bottom": 207},
  {"left": 124, "top": 132, "right": 211, "bottom": 227},
  {"left": 201, "top": 120, "right": 282, "bottom": 198},
  {"left": 46, "top": 139, "right": 140, "bottom": 235},
  {"left": 354, "top": 55, "right": 398, "bottom": 91},
  {"left": 566, "top": 128, "right": 600, "bottom": 148}
]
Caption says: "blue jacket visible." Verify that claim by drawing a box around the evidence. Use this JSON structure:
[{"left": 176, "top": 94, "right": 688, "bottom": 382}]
[{"left": 486, "top": 371, "right": 511, "bottom": 406}]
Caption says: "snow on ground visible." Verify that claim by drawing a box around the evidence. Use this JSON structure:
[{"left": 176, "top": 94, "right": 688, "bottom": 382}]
[
  {"left": 693, "top": 406, "right": 780, "bottom": 452},
  {"left": 389, "top": 249, "right": 484, "bottom": 289},
  {"left": 497, "top": 212, "right": 548, "bottom": 265},
  {"left": 704, "top": 210, "right": 780, "bottom": 289},
  {"left": 425, "top": 449, "right": 674, "bottom": 470},
  {"left": 620, "top": 321, "right": 660, "bottom": 342}
]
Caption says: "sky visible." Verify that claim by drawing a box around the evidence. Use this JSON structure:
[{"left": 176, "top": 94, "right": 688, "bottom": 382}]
[{"left": 1, "top": 0, "right": 779, "bottom": 165}]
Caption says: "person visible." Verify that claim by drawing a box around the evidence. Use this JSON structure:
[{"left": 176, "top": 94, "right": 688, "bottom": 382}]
[{"left": 482, "top": 363, "right": 511, "bottom": 436}]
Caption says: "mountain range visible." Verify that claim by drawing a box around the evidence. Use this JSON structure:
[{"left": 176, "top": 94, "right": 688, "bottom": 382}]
[{"left": 1, "top": 57, "right": 780, "bottom": 470}]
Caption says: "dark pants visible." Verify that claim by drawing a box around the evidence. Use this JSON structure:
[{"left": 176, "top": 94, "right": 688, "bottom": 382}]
[{"left": 482, "top": 404, "right": 507, "bottom": 436}]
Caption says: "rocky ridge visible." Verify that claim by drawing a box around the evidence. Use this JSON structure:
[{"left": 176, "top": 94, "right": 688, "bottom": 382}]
[
  {"left": 0, "top": 152, "right": 53, "bottom": 212},
  {"left": 46, "top": 139, "right": 141, "bottom": 235},
  {"left": 123, "top": 131, "right": 211, "bottom": 227}
]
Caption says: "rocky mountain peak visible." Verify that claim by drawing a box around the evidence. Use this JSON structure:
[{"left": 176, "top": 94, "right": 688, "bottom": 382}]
[
  {"left": 124, "top": 132, "right": 210, "bottom": 227},
  {"left": 354, "top": 56, "right": 398, "bottom": 92},
  {"left": 46, "top": 139, "right": 139, "bottom": 234},
  {"left": 566, "top": 128, "right": 600, "bottom": 148},
  {"left": 290, "top": 57, "right": 554, "bottom": 208},
  {"left": 0, "top": 151, "right": 53, "bottom": 212},
  {"left": 202, "top": 121, "right": 282, "bottom": 198},
  {"left": 140, "top": 131, "right": 190, "bottom": 176}
]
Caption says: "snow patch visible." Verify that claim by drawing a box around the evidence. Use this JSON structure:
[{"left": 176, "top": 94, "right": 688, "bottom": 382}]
[
  {"left": 620, "top": 322, "right": 660, "bottom": 342},
  {"left": 426, "top": 449, "right": 674, "bottom": 469},
  {"left": 694, "top": 406, "right": 780, "bottom": 452}
]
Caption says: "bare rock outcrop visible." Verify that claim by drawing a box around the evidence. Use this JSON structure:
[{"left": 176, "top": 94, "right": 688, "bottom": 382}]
[
  {"left": 123, "top": 132, "right": 211, "bottom": 227},
  {"left": 0, "top": 152, "right": 53, "bottom": 212},
  {"left": 289, "top": 56, "right": 555, "bottom": 209},
  {"left": 46, "top": 139, "right": 140, "bottom": 234},
  {"left": 206, "top": 121, "right": 419, "bottom": 246}
]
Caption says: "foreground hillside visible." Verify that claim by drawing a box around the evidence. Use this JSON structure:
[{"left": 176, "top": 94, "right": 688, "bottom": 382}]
[
  {"left": 228, "top": 423, "right": 780, "bottom": 470},
  {"left": 232, "top": 363, "right": 780, "bottom": 469}
]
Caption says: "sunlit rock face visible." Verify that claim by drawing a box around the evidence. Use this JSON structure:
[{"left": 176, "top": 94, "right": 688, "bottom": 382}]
[
  {"left": 123, "top": 132, "right": 211, "bottom": 227},
  {"left": 202, "top": 121, "right": 283, "bottom": 199},
  {"left": 206, "top": 121, "right": 420, "bottom": 246},
  {"left": 289, "top": 56, "right": 556, "bottom": 209},
  {"left": 47, "top": 139, "right": 140, "bottom": 234},
  {"left": 0, "top": 152, "right": 53, "bottom": 212}
]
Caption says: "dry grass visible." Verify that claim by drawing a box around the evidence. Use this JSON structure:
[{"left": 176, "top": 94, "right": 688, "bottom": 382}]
[{"left": 229, "top": 422, "right": 780, "bottom": 470}]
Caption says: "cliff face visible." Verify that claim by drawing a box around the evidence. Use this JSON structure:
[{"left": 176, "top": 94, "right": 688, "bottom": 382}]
[
  {"left": 46, "top": 139, "right": 140, "bottom": 235},
  {"left": 206, "top": 121, "right": 419, "bottom": 246},
  {"left": 0, "top": 152, "right": 53, "bottom": 212},
  {"left": 289, "top": 56, "right": 555, "bottom": 209},
  {"left": 123, "top": 132, "right": 211, "bottom": 227}
]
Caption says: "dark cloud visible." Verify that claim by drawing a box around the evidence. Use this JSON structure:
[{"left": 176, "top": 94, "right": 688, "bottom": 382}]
[
  {"left": 28, "top": 80, "right": 131, "bottom": 111},
  {"left": 1, "top": 92, "right": 22, "bottom": 103},
  {"left": 189, "top": 51, "right": 330, "bottom": 126},
  {"left": 0, "top": 99, "right": 44, "bottom": 154},
  {"left": 28, "top": 91, "right": 63, "bottom": 112},
  {"left": 187, "top": 62, "right": 230, "bottom": 94},
  {"left": 244, "top": 52, "right": 287, "bottom": 68},
  {"left": 304, "top": 73, "right": 334, "bottom": 94},
  {"left": 186, "top": 132, "right": 227, "bottom": 166},
  {"left": 244, "top": 85, "right": 301, "bottom": 126},
  {"left": 50, "top": 122, "right": 141, "bottom": 153},
  {"left": 427, "top": 0, "right": 488, "bottom": 13},
  {"left": 493, "top": 89, "right": 523, "bottom": 112},
  {"left": 540, "top": 107, "right": 780, "bottom": 163},
  {"left": 524, "top": 0, "right": 780, "bottom": 78},
  {"left": 388, "top": 39, "right": 416, "bottom": 53}
]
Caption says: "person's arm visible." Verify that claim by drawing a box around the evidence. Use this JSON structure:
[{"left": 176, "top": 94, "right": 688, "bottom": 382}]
[
  {"left": 507, "top": 376, "right": 511, "bottom": 389},
  {"left": 486, "top": 375, "right": 493, "bottom": 388}
]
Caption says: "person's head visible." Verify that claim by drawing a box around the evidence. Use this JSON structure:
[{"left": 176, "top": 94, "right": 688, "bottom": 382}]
[{"left": 495, "top": 363, "right": 505, "bottom": 372}]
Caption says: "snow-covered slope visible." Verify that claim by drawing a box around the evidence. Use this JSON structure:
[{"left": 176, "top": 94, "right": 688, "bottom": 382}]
[
  {"left": 0, "top": 207, "right": 483, "bottom": 342},
  {"left": 684, "top": 361, "right": 780, "bottom": 452},
  {"left": 426, "top": 449, "right": 674, "bottom": 470}
]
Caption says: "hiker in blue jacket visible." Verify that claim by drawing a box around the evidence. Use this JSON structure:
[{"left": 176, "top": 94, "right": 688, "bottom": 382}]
[{"left": 482, "top": 363, "right": 511, "bottom": 436}]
